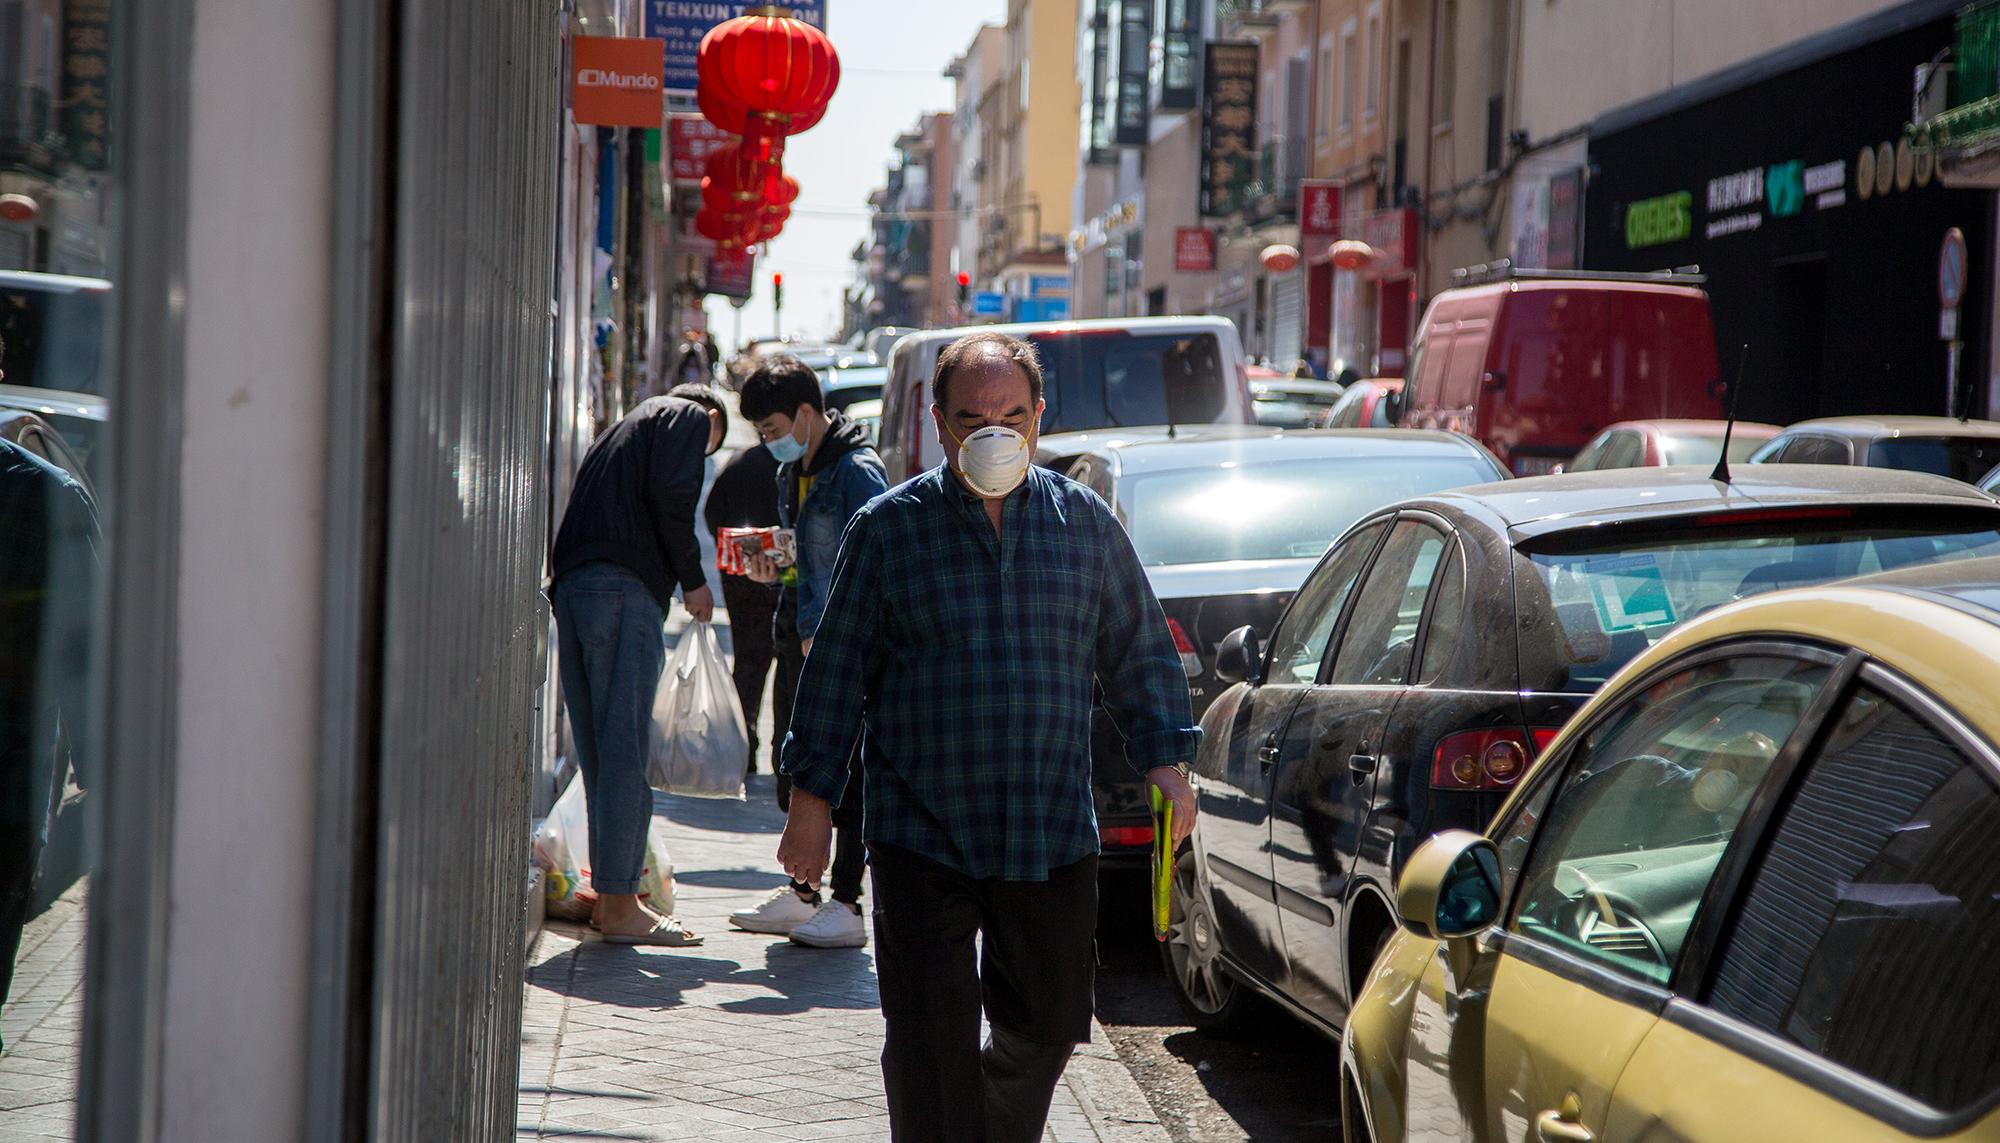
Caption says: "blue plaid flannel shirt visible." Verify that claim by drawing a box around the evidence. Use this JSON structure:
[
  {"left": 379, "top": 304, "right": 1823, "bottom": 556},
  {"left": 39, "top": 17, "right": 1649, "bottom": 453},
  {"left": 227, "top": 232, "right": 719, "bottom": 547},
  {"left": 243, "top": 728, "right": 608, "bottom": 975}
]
[{"left": 779, "top": 463, "right": 1201, "bottom": 881}]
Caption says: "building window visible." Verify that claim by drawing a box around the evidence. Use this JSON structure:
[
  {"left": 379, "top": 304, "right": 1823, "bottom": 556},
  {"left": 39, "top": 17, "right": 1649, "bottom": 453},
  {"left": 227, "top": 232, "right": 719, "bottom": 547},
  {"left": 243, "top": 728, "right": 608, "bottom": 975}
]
[
  {"left": 1339, "top": 20, "right": 1358, "bottom": 133},
  {"left": 1020, "top": 58, "right": 1031, "bottom": 112},
  {"left": 1317, "top": 40, "right": 1334, "bottom": 141},
  {"left": 1435, "top": 0, "right": 1457, "bottom": 128},
  {"left": 1364, "top": 6, "right": 1382, "bottom": 119}
]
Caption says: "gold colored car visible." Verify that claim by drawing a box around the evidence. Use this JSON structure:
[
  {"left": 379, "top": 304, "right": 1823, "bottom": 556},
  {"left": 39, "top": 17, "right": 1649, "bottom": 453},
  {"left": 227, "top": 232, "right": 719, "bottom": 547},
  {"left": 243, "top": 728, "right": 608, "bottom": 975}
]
[{"left": 1342, "top": 556, "right": 2000, "bottom": 1142}]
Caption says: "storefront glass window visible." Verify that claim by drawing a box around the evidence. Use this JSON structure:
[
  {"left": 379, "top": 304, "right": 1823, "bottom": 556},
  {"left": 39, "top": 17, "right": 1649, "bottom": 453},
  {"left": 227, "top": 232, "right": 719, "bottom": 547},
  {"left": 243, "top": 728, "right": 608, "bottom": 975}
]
[{"left": 0, "top": 0, "right": 117, "bottom": 1132}]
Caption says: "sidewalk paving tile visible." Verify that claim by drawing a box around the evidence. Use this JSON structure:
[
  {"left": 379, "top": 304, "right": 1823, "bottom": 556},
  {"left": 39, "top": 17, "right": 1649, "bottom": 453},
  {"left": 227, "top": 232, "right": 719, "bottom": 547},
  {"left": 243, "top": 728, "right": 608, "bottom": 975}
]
[
  {"left": 0, "top": 883, "right": 86, "bottom": 1143},
  {"left": 518, "top": 749, "right": 1169, "bottom": 1142}
]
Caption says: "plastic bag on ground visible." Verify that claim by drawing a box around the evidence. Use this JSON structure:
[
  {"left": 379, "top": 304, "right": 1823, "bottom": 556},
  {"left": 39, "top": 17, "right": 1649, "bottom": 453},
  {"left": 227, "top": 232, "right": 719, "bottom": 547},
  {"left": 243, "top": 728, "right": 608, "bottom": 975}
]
[
  {"left": 533, "top": 772, "right": 677, "bottom": 920},
  {"left": 648, "top": 620, "right": 749, "bottom": 799}
]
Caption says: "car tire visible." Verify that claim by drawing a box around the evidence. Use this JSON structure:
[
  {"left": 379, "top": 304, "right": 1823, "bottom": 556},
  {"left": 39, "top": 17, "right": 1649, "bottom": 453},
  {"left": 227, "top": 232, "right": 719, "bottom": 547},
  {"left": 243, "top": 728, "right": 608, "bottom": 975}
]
[{"left": 1159, "top": 846, "right": 1250, "bottom": 1030}]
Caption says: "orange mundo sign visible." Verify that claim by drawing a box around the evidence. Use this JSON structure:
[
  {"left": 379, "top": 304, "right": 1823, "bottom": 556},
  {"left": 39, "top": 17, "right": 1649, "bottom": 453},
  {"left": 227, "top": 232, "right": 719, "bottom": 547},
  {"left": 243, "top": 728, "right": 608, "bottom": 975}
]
[{"left": 572, "top": 36, "right": 666, "bottom": 127}]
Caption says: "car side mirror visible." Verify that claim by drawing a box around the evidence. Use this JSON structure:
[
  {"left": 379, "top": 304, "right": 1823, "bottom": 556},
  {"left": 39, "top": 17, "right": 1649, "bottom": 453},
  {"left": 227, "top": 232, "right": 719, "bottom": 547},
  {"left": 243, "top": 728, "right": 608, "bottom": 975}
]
[
  {"left": 1397, "top": 831, "right": 1502, "bottom": 941},
  {"left": 1214, "top": 625, "right": 1264, "bottom": 686},
  {"left": 1382, "top": 387, "right": 1406, "bottom": 425}
]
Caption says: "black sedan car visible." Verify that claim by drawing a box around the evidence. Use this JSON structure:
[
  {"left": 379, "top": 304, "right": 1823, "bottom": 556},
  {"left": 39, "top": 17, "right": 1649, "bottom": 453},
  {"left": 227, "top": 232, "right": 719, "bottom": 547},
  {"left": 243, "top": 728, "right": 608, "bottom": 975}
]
[
  {"left": 1169, "top": 464, "right": 2000, "bottom": 1035},
  {"left": 1064, "top": 428, "right": 1508, "bottom": 866}
]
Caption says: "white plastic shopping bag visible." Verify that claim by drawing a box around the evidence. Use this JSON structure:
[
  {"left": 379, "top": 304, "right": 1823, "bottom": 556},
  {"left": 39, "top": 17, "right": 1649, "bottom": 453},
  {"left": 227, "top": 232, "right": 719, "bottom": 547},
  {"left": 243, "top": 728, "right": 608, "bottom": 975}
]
[
  {"left": 532, "top": 772, "right": 676, "bottom": 920},
  {"left": 648, "top": 620, "right": 749, "bottom": 799}
]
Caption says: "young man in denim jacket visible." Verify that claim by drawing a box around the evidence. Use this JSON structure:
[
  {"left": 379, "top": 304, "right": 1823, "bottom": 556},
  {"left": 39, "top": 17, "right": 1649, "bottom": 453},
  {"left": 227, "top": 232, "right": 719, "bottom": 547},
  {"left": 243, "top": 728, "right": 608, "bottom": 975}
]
[{"left": 727, "top": 355, "right": 888, "bottom": 948}]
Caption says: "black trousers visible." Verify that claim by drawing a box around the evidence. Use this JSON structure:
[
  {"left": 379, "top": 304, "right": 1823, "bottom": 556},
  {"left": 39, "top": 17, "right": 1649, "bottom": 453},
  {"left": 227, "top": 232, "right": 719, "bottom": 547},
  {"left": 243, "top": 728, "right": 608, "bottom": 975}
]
[
  {"left": 720, "top": 574, "right": 779, "bottom": 772},
  {"left": 869, "top": 843, "right": 1098, "bottom": 1143}
]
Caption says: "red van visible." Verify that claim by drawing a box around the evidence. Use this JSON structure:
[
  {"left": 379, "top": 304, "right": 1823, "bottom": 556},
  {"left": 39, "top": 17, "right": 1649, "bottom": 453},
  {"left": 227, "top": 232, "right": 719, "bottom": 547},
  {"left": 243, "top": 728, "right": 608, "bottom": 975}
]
[{"left": 1396, "top": 273, "right": 1723, "bottom": 475}]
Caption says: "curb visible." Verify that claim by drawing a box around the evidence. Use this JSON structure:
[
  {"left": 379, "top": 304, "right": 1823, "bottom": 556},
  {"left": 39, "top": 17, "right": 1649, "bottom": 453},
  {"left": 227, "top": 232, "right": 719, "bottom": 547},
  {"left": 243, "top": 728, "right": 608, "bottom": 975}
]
[{"left": 1063, "top": 1014, "right": 1173, "bottom": 1141}]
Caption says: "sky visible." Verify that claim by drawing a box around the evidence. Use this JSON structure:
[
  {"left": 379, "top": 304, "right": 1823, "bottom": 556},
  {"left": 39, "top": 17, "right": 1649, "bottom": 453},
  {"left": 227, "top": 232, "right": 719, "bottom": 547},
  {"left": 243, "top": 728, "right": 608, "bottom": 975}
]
[{"left": 704, "top": 0, "right": 1009, "bottom": 349}]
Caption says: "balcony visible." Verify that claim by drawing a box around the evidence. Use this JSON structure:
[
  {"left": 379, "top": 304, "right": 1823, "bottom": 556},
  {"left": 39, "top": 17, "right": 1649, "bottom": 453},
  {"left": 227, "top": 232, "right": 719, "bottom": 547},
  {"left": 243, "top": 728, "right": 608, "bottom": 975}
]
[
  {"left": 1913, "top": 1, "right": 2000, "bottom": 187},
  {"left": 1242, "top": 134, "right": 1309, "bottom": 222}
]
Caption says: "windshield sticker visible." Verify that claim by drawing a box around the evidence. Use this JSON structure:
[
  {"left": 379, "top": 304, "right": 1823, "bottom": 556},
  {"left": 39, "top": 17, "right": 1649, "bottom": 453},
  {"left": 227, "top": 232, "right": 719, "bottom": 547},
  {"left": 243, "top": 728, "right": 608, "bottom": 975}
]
[{"left": 1585, "top": 555, "right": 1679, "bottom": 633}]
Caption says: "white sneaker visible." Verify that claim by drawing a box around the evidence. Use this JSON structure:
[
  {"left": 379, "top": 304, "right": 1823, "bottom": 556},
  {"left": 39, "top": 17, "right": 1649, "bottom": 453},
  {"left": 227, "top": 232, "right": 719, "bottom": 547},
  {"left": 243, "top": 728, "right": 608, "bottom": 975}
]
[
  {"left": 789, "top": 900, "right": 868, "bottom": 949},
  {"left": 729, "top": 886, "right": 820, "bottom": 934}
]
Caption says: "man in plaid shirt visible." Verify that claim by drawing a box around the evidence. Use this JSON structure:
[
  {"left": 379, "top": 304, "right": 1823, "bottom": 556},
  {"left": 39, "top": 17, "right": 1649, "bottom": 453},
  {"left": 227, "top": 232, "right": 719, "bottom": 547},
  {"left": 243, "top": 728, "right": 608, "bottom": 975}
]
[{"left": 777, "top": 331, "right": 1200, "bottom": 1143}]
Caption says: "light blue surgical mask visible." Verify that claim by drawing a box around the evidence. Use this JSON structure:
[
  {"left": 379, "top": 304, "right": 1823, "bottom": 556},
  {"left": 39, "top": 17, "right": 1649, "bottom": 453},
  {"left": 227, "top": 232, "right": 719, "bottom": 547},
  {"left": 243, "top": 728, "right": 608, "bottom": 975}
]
[{"left": 765, "top": 424, "right": 808, "bottom": 464}]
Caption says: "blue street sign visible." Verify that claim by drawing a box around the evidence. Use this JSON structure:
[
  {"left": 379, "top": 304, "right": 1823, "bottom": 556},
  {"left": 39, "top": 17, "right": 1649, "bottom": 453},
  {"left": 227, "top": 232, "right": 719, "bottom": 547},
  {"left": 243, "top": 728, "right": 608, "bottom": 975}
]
[
  {"left": 1012, "top": 297, "right": 1070, "bottom": 323},
  {"left": 1028, "top": 275, "right": 1068, "bottom": 297},
  {"left": 972, "top": 292, "right": 1007, "bottom": 317},
  {"left": 646, "top": 1, "right": 828, "bottom": 96}
]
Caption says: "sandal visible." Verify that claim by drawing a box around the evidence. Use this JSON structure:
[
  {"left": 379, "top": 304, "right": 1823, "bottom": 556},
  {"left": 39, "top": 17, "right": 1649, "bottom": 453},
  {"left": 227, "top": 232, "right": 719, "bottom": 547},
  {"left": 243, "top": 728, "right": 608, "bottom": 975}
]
[{"left": 602, "top": 916, "right": 704, "bottom": 947}]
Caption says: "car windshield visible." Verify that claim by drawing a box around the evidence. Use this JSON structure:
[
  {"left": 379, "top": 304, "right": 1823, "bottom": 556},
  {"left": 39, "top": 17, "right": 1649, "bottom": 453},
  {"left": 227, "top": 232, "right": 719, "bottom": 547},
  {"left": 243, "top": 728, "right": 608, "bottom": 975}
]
[
  {"left": 1122, "top": 455, "right": 1498, "bottom": 566},
  {"left": 1661, "top": 432, "right": 1767, "bottom": 468},
  {"left": 1029, "top": 331, "right": 1228, "bottom": 433},
  {"left": 1522, "top": 513, "right": 2000, "bottom": 690},
  {"left": 1868, "top": 436, "right": 2000, "bottom": 483}
]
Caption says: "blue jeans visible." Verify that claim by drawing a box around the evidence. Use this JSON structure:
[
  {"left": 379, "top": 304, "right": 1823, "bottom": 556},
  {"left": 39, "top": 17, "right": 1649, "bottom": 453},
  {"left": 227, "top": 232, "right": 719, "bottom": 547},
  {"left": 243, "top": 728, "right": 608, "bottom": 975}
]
[{"left": 555, "top": 562, "right": 665, "bottom": 896}]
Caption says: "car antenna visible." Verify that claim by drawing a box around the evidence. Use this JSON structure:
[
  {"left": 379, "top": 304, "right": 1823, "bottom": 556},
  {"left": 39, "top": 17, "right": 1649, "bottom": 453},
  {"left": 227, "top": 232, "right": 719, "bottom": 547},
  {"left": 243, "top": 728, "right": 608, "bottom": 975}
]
[{"left": 1709, "top": 343, "right": 1750, "bottom": 485}]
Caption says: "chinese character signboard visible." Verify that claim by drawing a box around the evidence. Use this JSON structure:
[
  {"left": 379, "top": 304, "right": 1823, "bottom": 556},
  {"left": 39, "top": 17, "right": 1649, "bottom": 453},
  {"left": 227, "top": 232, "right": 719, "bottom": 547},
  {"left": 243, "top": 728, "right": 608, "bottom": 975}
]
[
  {"left": 1085, "top": 0, "right": 1114, "bottom": 164},
  {"left": 1299, "top": 180, "right": 1343, "bottom": 250},
  {"left": 667, "top": 114, "right": 734, "bottom": 183},
  {"left": 572, "top": 37, "right": 667, "bottom": 128},
  {"left": 1200, "top": 41, "right": 1259, "bottom": 217},
  {"left": 1174, "top": 227, "right": 1216, "bottom": 272},
  {"left": 63, "top": 0, "right": 111, "bottom": 170},
  {"left": 707, "top": 253, "right": 754, "bottom": 300},
  {"left": 646, "top": 1, "right": 828, "bottom": 97},
  {"left": 1362, "top": 208, "right": 1418, "bottom": 277},
  {"left": 1545, "top": 168, "right": 1583, "bottom": 269}
]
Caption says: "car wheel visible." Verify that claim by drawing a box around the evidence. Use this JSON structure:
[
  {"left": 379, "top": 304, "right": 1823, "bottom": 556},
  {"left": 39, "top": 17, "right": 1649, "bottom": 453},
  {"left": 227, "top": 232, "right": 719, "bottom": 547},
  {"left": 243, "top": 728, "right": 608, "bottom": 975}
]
[{"left": 1160, "top": 847, "right": 1247, "bottom": 1029}]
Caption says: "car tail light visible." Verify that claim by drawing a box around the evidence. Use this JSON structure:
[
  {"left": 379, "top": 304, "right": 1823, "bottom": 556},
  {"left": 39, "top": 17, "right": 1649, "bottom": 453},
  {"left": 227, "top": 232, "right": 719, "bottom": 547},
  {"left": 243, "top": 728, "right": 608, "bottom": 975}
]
[
  {"left": 1101, "top": 824, "right": 1155, "bottom": 847},
  {"left": 1165, "top": 618, "right": 1202, "bottom": 676},
  {"left": 1432, "top": 728, "right": 1556, "bottom": 791},
  {"left": 1688, "top": 505, "right": 1855, "bottom": 529},
  {"left": 1531, "top": 728, "right": 1562, "bottom": 754}
]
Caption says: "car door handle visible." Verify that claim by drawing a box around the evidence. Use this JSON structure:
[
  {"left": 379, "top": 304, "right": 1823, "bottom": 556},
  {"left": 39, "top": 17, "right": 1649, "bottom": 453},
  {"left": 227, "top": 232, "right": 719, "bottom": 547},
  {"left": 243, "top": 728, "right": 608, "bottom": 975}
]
[
  {"left": 1348, "top": 753, "right": 1377, "bottom": 776},
  {"left": 1258, "top": 737, "right": 1281, "bottom": 769},
  {"left": 1534, "top": 1094, "right": 1594, "bottom": 1143}
]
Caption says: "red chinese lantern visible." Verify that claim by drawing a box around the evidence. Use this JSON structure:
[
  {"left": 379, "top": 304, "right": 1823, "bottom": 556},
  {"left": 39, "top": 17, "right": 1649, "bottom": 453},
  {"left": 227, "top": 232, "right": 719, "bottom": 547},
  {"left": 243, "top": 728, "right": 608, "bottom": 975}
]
[
  {"left": 697, "top": 12, "right": 841, "bottom": 141},
  {"left": 695, "top": 208, "right": 751, "bottom": 244},
  {"left": 1259, "top": 244, "right": 1301, "bottom": 274},
  {"left": 698, "top": 83, "right": 815, "bottom": 165},
  {"left": 763, "top": 171, "right": 800, "bottom": 208},
  {"left": 704, "top": 139, "right": 779, "bottom": 195},
  {"left": 1329, "top": 239, "right": 1375, "bottom": 271},
  {"left": 753, "top": 204, "right": 791, "bottom": 243},
  {"left": 702, "top": 174, "right": 760, "bottom": 210}
]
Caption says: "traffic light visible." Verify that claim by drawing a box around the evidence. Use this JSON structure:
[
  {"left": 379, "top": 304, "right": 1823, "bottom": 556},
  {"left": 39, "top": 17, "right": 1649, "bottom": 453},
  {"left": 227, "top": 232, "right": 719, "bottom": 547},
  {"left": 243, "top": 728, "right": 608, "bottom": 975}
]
[
  {"left": 772, "top": 272, "right": 784, "bottom": 311},
  {"left": 956, "top": 271, "right": 970, "bottom": 307}
]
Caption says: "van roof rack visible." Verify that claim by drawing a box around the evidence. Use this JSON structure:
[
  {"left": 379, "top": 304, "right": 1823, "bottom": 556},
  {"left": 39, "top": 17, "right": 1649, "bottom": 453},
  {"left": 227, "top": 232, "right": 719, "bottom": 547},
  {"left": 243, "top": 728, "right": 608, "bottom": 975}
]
[{"left": 1450, "top": 259, "right": 1706, "bottom": 287}]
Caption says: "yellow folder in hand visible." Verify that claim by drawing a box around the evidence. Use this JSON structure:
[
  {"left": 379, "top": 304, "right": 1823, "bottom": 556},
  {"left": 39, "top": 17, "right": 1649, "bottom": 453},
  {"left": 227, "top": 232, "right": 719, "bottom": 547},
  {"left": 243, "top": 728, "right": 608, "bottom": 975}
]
[{"left": 1150, "top": 786, "right": 1173, "bottom": 941}]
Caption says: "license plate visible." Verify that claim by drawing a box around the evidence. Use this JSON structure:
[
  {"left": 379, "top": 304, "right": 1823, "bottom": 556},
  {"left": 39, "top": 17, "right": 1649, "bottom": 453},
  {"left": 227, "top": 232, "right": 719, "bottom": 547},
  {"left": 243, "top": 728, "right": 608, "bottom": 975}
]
[{"left": 1513, "top": 454, "right": 1563, "bottom": 476}]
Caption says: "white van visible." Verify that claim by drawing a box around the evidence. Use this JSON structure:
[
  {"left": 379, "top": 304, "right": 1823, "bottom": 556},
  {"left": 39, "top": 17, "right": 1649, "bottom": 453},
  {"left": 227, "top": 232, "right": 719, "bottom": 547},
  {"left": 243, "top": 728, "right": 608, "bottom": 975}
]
[{"left": 876, "top": 316, "right": 1255, "bottom": 484}]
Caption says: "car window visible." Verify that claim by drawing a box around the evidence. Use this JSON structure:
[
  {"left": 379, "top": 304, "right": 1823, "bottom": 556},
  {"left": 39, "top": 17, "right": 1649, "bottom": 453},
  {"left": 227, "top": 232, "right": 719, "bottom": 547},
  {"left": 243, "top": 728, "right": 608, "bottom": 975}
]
[
  {"left": 1600, "top": 431, "right": 1645, "bottom": 470},
  {"left": 1416, "top": 545, "right": 1465, "bottom": 684},
  {"left": 1368, "top": 388, "right": 1397, "bottom": 428},
  {"left": 1868, "top": 436, "right": 2000, "bottom": 483},
  {"left": 1518, "top": 513, "right": 2000, "bottom": 691},
  {"left": 1704, "top": 684, "right": 2000, "bottom": 1111},
  {"left": 1329, "top": 520, "right": 1448, "bottom": 686},
  {"left": 1567, "top": 432, "right": 1610, "bottom": 472},
  {"left": 1774, "top": 434, "right": 1850, "bottom": 465},
  {"left": 1031, "top": 331, "right": 1226, "bottom": 432},
  {"left": 1265, "top": 519, "right": 1387, "bottom": 685},
  {"left": 1510, "top": 655, "right": 1831, "bottom": 986},
  {"left": 1324, "top": 384, "right": 1368, "bottom": 428}
]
